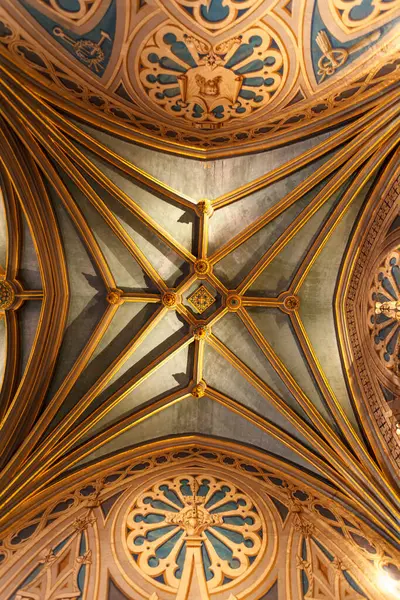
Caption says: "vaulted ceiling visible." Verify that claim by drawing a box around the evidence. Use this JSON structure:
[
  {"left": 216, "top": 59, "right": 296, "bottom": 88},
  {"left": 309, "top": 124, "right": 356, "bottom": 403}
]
[{"left": 0, "top": 2, "right": 400, "bottom": 599}]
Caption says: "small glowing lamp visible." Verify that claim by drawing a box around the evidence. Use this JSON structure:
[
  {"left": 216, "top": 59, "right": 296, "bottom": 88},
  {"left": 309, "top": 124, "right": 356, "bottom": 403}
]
[{"left": 378, "top": 571, "right": 400, "bottom": 597}]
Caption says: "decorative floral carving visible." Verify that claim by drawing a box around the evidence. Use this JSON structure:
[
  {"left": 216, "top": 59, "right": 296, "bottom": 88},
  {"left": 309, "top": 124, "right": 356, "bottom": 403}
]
[
  {"left": 226, "top": 294, "right": 242, "bottom": 311},
  {"left": 165, "top": 480, "right": 223, "bottom": 535},
  {"left": 193, "top": 325, "right": 210, "bottom": 340},
  {"left": 194, "top": 258, "right": 211, "bottom": 276},
  {"left": 196, "top": 199, "right": 214, "bottom": 216},
  {"left": 191, "top": 380, "right": 207, "bottom": 397},
  {"left": 283, "top": 295, "right": 300, "bottom": 311},
  {"left": 2, "top": 445, "right": 396, "bottom": 600},
  {"left": 344, "top": 175, "right": 400, "bottom": 474},
  {"left": 162, "top": 291, "right": 178, "bottom": 308},
  {"left": 106, "top": 288, "right": 124, "bottom": 305},
  {"left": 1, "top": 7, "right": 399, "bottom": 154},
  {"left": 72, "top": 512, "right": 96, "bottom": 532}
]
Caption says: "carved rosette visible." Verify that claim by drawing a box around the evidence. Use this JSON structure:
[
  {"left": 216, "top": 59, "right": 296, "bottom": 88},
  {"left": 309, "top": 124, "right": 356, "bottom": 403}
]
[
  {"left": 0, "top": 280, "right": 15, "bottom": 311},
  {"left": 1, "top": 444, "right": 392, "bottom": 599}
]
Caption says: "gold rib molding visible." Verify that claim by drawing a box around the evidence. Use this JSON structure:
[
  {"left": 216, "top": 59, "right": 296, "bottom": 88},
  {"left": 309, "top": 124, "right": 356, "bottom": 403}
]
[{"left": 0, "top": 55, "right": 398, "bottom": 555}]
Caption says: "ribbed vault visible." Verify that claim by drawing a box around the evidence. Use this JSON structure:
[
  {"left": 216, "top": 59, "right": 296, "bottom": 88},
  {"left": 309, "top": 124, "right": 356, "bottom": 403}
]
[{"left": 0, "top": 8, "right": 399, "bottom": 598}]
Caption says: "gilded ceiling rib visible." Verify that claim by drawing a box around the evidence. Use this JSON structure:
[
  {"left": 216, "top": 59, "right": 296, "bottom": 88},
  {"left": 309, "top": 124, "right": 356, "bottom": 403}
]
[
  {"left": 0, "top": 305, "right": 169, "bottom": 510},
  {"left": 292, "top": 147, "right": 400, "bottom": 294},
  {"left": 288, "top": 142, "right": 400, "bottom": 475},
  {"left": 0, "top": 126, "right": 69, "bottom": 464},
  {"left": 0, "top": 71, "right": 198, "bottom": 262},
  {"left": 0, "top": 349, "right": 195, "bottom": 528},
  {"left": 48, "top": 113, "right": 196, "bottom": 212},
  {"left": 241, "top": 296, "right": 282, "bottom": 307},
  {"left": 206, "top": 333, "right": 399, "bottom": 534},
  {"left": 288, "top": 307, "right": 399, "bottom": 510},
  {"left": 1, "top": 304, "right": 119, "bottom": 483},
  {"left": 63, "top": 144, "right": 197, "bottom": 264},
  {"left": 237, "top": 120, "right": 400, "bottom": 295},
  {"left": 122, "top": 292, "right": 161, "bottom": 303},
  {"left": 0, "top": 170, "right": 20, "bottom": 422},
  {"left": 210, "top": 96, "right": 400, "bottom": 266},
  {"left": 205, "top": 387, "right": 400, "bottom": 542},
  {"left": 0, "top": 311, "right": 18, "bottom": 423},
  {"left": 336, "top": 150, "right": 400, "bottom": 483},
  {"left": 0, "top": 73, "right": 171, "bottom": 292},
  {"left": 0, "top": 55, "right": 398, "bottom": 565},
  {"left": 56, "top": 332, "right": 194, "bottom": 453},
  {"left": 210, "top": 89, "right": 400, "bottom": 210},
  {"left": 0, "top": 168, "right": 20, "bottom": 282},
  {"left": 0, "top": 3, "right": 399, "bottom": 593},
  {"left": 20, "top": 127, "right": 116, "bottom": 290},
  {"left": 238, "top": 306, "right": 399, "bottom": 509}
]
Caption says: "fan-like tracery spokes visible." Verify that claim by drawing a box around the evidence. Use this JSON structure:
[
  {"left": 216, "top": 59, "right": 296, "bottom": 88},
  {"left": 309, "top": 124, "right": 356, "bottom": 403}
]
[
  {"left": 2, "top": 443, "right": 398, "bottom": 599},
  {"left": 369, "top": 248, "right": 400, "bottom": 373},
  {"left": 126, "top": 474, "right": 263, "bottom": 590}
]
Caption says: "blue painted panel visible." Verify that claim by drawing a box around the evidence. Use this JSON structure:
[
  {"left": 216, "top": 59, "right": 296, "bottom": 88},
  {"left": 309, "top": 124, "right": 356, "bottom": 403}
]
[{"left": 18, "top": 0, "right": 116, "bottom": 76}]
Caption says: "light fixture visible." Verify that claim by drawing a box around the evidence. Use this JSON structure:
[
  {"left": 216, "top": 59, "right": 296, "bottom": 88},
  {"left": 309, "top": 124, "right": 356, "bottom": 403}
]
[{"left": 377, "top": 571, "right": 400, "bottom": 597}]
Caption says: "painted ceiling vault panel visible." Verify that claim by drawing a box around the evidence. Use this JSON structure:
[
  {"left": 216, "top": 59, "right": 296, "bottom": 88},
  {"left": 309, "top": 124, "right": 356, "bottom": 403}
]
[{"left": 0, "top": 0, "right": 399, "bottom": 156}]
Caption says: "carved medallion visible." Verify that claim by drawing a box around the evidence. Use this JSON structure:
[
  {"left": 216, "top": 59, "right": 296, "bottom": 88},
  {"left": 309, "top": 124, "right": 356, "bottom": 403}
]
[
  {"left": 139, "top": 24, "right": 285, "bottom": 127},
  {"left": 188, "top": 285, "right": 216, "bottom": 313},
  {"left": 125, "top": 473, "right": 264, "bottom": 591}
]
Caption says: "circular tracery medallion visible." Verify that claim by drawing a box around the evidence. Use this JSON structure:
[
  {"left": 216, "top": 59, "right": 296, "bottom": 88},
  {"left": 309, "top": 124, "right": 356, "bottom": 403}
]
[
  {"left": 368, "top": 247, "right": 400, "bottom": 377},
  {"left": 125, "top": 474, "right": 265, "bottom": 593}
]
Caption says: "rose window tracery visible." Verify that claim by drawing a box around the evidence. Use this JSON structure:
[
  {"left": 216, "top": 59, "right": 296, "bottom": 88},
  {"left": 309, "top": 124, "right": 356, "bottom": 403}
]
[
  {"left": 125, "top": 474, "right": 264, "bottom": 591},
  {"left": 369, "top": 248, "right": 400, "bottom": 375}
]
